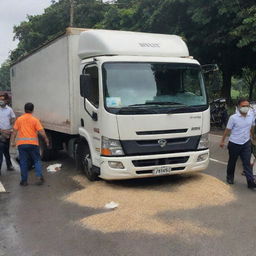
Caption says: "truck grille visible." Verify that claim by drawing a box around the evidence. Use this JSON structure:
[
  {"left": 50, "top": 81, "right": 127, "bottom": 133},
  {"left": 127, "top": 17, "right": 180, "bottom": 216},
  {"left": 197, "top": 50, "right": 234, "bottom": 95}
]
[
  {"left": 136, "top": 138, "right": 188, "bottom": 145},
  {"left": 121, "top": 135, "right": 200, "bottom": 156},
  {"left": 132, "top": 156, "right": 189, "bottom": 167}
]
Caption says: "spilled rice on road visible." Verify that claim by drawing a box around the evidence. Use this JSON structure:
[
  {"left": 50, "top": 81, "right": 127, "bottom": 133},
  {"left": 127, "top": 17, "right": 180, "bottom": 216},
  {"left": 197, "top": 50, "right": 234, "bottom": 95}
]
[{"left": 63, "top": 173, "right": 236, "bottom": 237}]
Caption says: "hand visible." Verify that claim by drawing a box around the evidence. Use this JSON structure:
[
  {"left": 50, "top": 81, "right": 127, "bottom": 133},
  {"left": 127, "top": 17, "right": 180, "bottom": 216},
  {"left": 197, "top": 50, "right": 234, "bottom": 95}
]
[
  {"left": 220, "top": 141, "right": 225, "bottom": 148},
  {"left": 11, "top": 142, "right": 16, "bottom": 147},
  {"left": 45, "top": 139, "right": 50, "bottom": 147}
]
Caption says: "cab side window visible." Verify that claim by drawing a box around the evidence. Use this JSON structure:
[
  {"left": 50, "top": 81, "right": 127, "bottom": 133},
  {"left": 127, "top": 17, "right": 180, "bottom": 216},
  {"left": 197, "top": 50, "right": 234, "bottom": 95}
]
[{"left": 84, "top": 66, "right": 99, "bottom": 108}]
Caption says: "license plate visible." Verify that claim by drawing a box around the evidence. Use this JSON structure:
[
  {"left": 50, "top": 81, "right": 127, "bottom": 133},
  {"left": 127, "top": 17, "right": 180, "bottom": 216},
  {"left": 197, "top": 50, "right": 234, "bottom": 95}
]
[{"left": 153, "top": 166, "right": 172, "bottom": 175}]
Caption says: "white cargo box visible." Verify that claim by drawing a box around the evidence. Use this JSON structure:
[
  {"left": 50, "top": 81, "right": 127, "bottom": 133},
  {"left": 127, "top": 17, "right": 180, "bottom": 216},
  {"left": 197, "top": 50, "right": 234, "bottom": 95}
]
[
  {"left": 11, "top": 28, "right": 85, "bottom": 134},
  {"left": 11, "top": 28, "right": 190, "bottom": 134}
]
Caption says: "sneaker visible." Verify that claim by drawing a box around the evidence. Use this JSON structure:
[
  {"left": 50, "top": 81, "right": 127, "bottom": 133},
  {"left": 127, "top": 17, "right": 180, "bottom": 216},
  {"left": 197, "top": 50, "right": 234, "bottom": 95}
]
[
  {"left": 20, "top": 181, "right": 28, "bottom": 186},
  {"left": 7, "top": 166, "right": 14, "bottom": 171},
  {"left": 35, "top": 176, "right": 44, "bottom": 186},
  {"left": 226, "top": 178, "right": 234, "bottom": 185},
  {"left": 247, "top": 180, "right": 256, "bottom": 189}
]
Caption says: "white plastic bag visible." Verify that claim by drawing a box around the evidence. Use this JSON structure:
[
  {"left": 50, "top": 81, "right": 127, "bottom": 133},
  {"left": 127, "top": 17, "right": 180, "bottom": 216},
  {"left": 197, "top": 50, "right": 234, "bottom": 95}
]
[
  {"left": 250, "top": 154, "right": 256, "bottom": 176},
  {"left": 47, "top": 163, "right": 62, "bottom": 173},
  {"left": 104, "top": 201, "right": 119, "bottom": 209}
]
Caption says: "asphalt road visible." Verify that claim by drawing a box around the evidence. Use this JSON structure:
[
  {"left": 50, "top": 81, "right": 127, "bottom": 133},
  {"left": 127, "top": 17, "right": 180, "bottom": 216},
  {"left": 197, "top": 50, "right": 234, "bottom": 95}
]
[{"left": 1, "top": 133, "right": 256, "bottom": 256}]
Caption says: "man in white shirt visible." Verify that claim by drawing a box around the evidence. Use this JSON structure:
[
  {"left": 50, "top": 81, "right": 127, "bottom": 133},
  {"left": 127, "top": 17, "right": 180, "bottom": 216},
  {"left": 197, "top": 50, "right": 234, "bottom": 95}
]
[
  {"left": 0, "top": 94, "right": 16, "bottom": 174},
  {"left": 220, "top": 99, "right": 256, "bottom": 189}
]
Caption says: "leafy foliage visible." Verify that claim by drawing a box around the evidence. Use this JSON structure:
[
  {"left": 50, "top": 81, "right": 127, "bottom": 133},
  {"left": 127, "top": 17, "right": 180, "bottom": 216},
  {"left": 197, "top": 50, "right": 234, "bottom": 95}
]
[
  {"left": 241, "top": 67, "right": 256, "bottom": 100},
  {"left": 0, "top": 61, "right": 11, "bottom": 91},
  {"left": 0, "top": 0, "right": 256, "bottom": 99}
]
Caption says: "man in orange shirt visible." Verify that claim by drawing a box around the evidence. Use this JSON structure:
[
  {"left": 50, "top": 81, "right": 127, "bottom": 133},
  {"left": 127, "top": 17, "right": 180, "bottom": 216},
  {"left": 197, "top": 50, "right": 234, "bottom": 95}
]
[{"left": 11, "top": 103, "right": 49, "bottom": 186}]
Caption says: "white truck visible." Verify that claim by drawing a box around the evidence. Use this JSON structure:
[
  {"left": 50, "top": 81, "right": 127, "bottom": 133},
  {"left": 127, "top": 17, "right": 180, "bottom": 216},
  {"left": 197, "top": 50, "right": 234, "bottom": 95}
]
[{"left": 10, "top": 27, "right": 210, "bottom": 180}]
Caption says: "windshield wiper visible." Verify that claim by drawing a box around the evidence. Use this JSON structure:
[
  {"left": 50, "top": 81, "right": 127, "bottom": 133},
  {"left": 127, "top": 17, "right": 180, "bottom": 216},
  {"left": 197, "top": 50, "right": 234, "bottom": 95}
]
[
  {"left": 116, "top": 106, "right": 158, "bottom": 114},
  {"left": 115, "top": 102, "right": 188, "bottom": 114},
  {"left": 144, "top": 102, "right": 187, "bottom": 106},
  {"left": 166, "top": 105, "right": 206, "bottom": 114}
]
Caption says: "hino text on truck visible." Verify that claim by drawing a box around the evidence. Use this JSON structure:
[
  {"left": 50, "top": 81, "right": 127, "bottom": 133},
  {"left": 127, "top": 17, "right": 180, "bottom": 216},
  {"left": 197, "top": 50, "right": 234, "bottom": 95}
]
[{"left": 11, "top": 28, "right": 210, "bottom": 181}]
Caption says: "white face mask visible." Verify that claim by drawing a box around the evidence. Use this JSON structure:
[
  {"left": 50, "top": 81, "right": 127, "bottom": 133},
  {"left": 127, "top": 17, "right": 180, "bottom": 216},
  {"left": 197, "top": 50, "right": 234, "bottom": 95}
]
[
  {"left": 0, "top": 100, "right": 5, "bottom": 107},
  {"left": 239, "top": 107, "right": 249, "bottom": 114}
]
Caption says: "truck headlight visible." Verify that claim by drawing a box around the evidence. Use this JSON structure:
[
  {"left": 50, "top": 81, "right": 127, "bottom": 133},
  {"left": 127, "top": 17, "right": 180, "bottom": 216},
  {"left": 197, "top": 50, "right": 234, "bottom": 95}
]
[
  {"left": 101, "top": 136, "right": 124, "bottom": 156},
  {"left": 197, "top": 133, "right": 209, "bottom": 149}
]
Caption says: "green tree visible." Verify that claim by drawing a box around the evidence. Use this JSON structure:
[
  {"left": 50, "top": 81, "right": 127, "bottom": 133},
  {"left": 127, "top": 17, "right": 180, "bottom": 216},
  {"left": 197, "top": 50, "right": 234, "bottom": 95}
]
[
  {"left": 0, "top": 60, "right": 11, "bottom": 90},
  {"left": 8, "top": 0, "right": 256, "bottom": 103},
  {"left": 232, "top": 2, "right": 256, "bottom": 50},
  {"left": 10, "top": 0, "right": 110, "bottom": 62},
  {"left": 10, "top": 0, "right": 70, "bottom": 62},
  {"left": 74, "top": 0, "right": 109, "bottom": 28},
  {"left": 241, "top": 67, "right": 256, "bottom": 100}
]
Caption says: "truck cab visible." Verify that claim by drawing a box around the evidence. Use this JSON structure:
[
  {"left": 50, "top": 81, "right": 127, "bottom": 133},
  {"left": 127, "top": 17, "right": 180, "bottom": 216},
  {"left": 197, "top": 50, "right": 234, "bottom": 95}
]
[{"left": 77, "top": 30, "right": 209, "bottom": 180}]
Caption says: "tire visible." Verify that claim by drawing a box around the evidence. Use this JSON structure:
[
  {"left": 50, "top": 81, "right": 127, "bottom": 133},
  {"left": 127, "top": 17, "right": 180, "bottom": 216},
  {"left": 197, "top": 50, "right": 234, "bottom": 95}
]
[
  {"left": 39, "top": 131, "right": 58, "bottom": 161},
  {"left": 76, "top": 141, "right": 98, "bottom": 181}
]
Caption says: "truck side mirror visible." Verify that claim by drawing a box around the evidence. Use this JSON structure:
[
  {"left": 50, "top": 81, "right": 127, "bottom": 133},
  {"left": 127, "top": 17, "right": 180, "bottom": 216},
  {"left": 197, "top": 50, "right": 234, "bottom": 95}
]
[
  {"left": 80, "top": 74, "right": 93, "bottom": 98},
  {"left": 201, "top": 64, "right": 219, "bottom": 74}
]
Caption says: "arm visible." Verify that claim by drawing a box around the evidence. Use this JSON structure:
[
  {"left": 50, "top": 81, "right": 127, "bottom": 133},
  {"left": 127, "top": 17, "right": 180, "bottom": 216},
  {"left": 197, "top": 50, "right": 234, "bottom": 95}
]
[
  {"left": 0, "top": 128, "right": 12, "bottom": 138},
  {"left": 220, "top": 128, "right": 231, "bottom": 148},
  {"left": 10, "top": 108, "right": 16, "bottom": 126},
  {"left": 10, "top": 117, "right": 16, "bottom": 126},
  {"left": 10, "top": 129, "right": 18, "bottom": 147},
  {"left": 220, "top": 115, "right": 233, "bottom": 148},
  {"left": 38, "top": 129, "right": 49, "bottom": 147},
  {"left": 251, "top": 126, "right": 255, "bottom": 139},
  {"left": 0, "top": 129, "right": 11, "bottom": 134}
]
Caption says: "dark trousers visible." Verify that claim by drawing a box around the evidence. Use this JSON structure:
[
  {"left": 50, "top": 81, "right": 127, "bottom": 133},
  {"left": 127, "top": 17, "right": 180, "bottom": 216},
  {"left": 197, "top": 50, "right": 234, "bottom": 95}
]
[
  {"left": 227, "top": 140, "right": 254, "bottom": 184},
  {"left": 0, "top": 142, "right": 4, "bottom": 174},
  {"left": 18, "top": 144, "right": 42, "bottom": 182},
  {"left": 0, "top": 139, "right": 12, "bottom": 170}
]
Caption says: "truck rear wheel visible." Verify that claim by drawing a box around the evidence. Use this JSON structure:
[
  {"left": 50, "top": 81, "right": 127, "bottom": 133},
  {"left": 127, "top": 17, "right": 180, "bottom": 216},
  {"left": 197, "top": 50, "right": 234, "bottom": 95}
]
[
  {"left": 39, "top": 133, "right": 57, "bottom": 161},
  {"left": 76, "top": 141, "right": 98, "bottom": 181}
]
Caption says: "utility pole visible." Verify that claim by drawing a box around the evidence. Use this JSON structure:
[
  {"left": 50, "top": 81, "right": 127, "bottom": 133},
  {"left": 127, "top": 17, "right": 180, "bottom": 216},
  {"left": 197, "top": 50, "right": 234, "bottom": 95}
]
[{"left": 70, "top": 0, "right": 74, "bottom": 27}]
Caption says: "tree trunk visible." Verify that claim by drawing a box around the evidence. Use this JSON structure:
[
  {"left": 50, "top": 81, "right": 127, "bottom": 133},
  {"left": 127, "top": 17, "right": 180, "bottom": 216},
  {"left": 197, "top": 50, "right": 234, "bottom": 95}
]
[{"left": 221, "top": 69, "right": 232, "bottom": 105}]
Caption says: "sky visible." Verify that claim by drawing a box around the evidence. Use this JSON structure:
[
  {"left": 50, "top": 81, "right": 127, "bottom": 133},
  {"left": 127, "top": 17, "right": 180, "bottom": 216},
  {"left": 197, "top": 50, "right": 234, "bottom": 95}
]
[{"left": 0, "top": 0, "right": 52, "bottom": 65}]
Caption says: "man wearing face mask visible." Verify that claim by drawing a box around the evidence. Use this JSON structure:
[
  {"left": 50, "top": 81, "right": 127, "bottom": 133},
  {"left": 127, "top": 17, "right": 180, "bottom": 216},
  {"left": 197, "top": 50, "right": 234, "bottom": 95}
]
[
  {"left": 220, "top": 99, "right": 256, "bottom": 189},
  {"left": 0, "top": 94, "right": 16, "bottom": 175}
]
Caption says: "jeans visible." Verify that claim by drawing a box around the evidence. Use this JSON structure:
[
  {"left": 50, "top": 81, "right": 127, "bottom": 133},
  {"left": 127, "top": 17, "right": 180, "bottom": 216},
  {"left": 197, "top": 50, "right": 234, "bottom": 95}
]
[
  {"left": 0, "top": 139, "right": 12, "bottom": 170},
  {"left": 4, "top": 139, "right": 12, "bottom": 168},
  {"left": 227, "top": 140, "right": 254, "bottom": 184},
  {"left": 18, "top": 144, "right": 42, "bottom": 182}
]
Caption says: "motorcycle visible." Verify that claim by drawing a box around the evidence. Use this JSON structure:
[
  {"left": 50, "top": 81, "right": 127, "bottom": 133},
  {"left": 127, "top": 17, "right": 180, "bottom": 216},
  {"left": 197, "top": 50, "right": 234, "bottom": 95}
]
[{"left": 210, "top": 98, "right": 228, "bottom": 128}]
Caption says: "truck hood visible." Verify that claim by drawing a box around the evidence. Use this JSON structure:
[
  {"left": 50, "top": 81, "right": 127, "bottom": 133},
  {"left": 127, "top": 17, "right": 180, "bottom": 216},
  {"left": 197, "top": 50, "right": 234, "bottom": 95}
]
[
  {"left": 116, "top": 113, "right": 203, "bottom": 140},
  {"left": 116, "top": 113, "right": 204, "bottom": 156}
]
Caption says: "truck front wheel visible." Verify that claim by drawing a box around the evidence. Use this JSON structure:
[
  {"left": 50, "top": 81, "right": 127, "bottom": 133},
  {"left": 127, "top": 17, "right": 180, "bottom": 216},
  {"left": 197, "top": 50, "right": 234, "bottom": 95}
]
[{"left": 76, "top": 141, "right": 98, "bottom": 181}]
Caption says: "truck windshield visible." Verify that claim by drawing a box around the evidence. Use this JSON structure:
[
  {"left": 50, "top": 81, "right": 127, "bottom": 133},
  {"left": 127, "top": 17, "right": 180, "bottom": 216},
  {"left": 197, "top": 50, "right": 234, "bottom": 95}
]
[{"left": 102, "top": 62, "right": 207, "bottom": 114}]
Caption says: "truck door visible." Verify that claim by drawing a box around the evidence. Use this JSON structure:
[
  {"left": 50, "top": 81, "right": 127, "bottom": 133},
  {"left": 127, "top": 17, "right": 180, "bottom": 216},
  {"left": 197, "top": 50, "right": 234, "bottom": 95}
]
[{"left": 79, "top": 64, "right": 101, "bottom": 165}]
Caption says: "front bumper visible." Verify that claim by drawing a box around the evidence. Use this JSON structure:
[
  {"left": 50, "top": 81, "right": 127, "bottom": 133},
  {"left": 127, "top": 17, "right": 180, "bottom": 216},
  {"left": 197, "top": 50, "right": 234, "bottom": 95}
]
[{"left": 99, "top": 149, "right": 209, "bottom": 180}]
